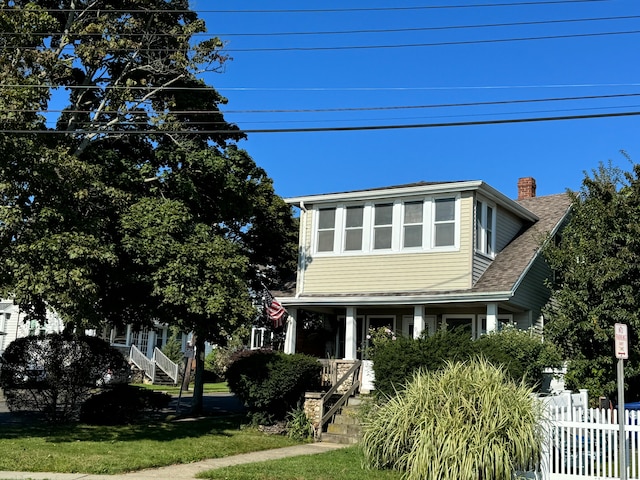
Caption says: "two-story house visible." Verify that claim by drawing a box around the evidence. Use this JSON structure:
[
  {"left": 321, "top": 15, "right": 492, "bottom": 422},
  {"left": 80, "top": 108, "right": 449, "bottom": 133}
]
[{"left": 275, "top": 177, "right": 571, "bottom": 360}]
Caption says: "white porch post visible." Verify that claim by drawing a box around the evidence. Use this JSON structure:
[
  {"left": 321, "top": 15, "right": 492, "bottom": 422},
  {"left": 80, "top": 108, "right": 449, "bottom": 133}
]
[
  {"left": 413, "top": 305, "right": 425, "bottom": 339},
  {"left": 345, "top": 307, "right": 357, "bottom": 360},
  {"left": 284, "top": 308, "right": 297, "bottom": 354},
  {"left": 486, "top": 303, "right": 498, "bottom": 333},
  {"left": 125, "top": 324, "right": 132, "bottom": 346},
  {"left": 147, "top": 331, "right": 156, "bottom": 357}
]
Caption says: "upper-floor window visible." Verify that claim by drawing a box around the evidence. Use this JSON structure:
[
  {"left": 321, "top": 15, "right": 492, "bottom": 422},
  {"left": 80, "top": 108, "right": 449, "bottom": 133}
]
[
  {"left": 344, "top": 205, "right": 364, "bottom": 251},
  {"left": 313, "top": 195, "right": 459, "bottom": 255},
  {"left": 476, "top": 200, "right": 496, "bottom": 256},
  {"left": 374, "top": 203, "right": 393, "bottom": 250},
  {"left": 403, "top": 201, "right": 423, "bottom": 248},
  {"left": 434, "top": 198, "right": 455, "bottom": 247},
  {"left": 317, "top": 208, "right": 336, "bottom": 252}
]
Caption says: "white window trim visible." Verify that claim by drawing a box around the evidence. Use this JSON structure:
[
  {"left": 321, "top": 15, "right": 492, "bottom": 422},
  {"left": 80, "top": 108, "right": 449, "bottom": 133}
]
[
  {"left": 475, "top": 198, "right": 497, "bottom": 258},
  {"left": 442, "top": 314, "right": 477, "bottom": 338},
  {"left": 477, "top": 314, "right": 514, "bottom": 336},
  {"left": 430, "top": 194, "right": 461, "bottom": 251},
  {"left": 402, "top": 314, "right": 437, "bottom": 337},
  {"left": 312, "top": 194, "right": 461, "bottom": 256}
]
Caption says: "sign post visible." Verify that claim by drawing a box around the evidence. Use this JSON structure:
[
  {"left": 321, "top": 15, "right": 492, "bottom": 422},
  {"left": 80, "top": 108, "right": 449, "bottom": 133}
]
[{"left": 615, "top": 323, "right": 629, "bottom": 480}]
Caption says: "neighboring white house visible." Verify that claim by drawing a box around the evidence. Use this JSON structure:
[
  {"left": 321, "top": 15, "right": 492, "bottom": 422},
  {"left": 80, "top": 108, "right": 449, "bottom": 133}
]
[
  {"left": 0, "top": 299, "right": 64, "bottom": 355},
  {"left": 276, "top": 177, "right": 572, "bottom": 360}
]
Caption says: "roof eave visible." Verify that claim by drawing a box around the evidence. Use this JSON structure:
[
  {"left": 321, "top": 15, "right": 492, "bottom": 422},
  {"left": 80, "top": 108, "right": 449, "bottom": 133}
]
[{"left": 279, "top": 290, "right": 514, "bottom": 307}]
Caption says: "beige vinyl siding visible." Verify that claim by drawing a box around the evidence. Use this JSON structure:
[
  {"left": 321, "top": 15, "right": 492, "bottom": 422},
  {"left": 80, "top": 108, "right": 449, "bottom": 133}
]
[
  {"left": 301, "top": 196, "right": 473, "bottom": 294},
  {"left": 495, "top": 206, "right": 524, "bottom": 252}
]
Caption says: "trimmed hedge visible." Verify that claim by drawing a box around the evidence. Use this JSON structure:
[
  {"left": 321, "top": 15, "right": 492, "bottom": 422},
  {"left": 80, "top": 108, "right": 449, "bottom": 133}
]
[
  {"left": 225, "top": 350, "right": 322, "bottom": 424},
  {"left": 371, "top": 327, "right": 561, "bottom": 397}
]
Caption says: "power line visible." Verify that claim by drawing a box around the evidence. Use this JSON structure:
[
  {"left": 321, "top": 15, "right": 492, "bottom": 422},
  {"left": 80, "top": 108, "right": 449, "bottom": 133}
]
[
  {"left": 4, "top": 15, "right": 638, "bottom": 38},
  {"left": 1, "top": 110, "right": 638, "bottom": 134},
  {"left": 4, "top": 29, "right": 638, "bottom": 53},
  {"left": 0, "top": 1, "right": 609, "bottom": 14},
  {"left": 6, "top": 92, "right": 640, "bottom": 115},
  {"left": 2, "top": 83, "right": 639, "bottom": 92}
]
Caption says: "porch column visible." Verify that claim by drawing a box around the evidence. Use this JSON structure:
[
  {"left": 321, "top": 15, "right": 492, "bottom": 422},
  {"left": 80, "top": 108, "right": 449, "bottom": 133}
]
[
  {"left": 345, "top": 306, "right": 357, "bottom": 360},
  {"left": 284, "top": 307, "right": 297, "bottom": 354},
  {"left": 125, "top": 324, "right": 132, "bottom": 346},
  {"left": 147, "top": 331, "right": 156, "bottom": 357},
  {"left": 486, "top": 303, "right": 498, "bottom": 333},
  {"left": 413, "top": 305, "right": 425, "bottom": 339}
]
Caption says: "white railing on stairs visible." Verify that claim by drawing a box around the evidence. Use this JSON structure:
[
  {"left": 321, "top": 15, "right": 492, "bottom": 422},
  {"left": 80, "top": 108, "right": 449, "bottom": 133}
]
[
  {"left": 153, "top": 347, "right": 179, "bottom": 384},
  {"left": 129, "top": 345, "right": 155, "bottom": 384}
]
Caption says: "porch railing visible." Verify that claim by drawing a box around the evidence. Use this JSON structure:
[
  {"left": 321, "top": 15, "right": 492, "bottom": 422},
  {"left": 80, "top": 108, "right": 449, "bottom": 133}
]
[
  {"left": 153, "top": 347, "right": 179, "bottom": 384},
  {"left": 129, "top": 345, "right": 155, "bottom": 383},
  {"left": 319, "top": 360, "right": 362, "bottom": 432}
]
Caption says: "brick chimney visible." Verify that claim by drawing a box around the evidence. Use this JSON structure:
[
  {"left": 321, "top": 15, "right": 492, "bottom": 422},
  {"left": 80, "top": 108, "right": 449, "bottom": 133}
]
[{"left": 517, "top": 177, "right": 536, "bottom": 200}]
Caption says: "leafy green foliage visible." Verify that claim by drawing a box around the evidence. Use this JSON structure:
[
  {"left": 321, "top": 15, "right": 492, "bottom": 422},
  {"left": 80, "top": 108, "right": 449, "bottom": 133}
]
[
  {"left": 225, "top": 350, "right": 322, "bottom": 424},
  {"left": 370, "top": 329, "right": 474, "bottom": 397},
  {"left": 543, "top": 160, "right": 640, "bottom": 400},
  {"left": 0, "top": 333, "right": 129, "bottom": 422},
  {"left": 79, "top": 385, "right": 172, "bottom": 425},
  {"left": 0, "top": 1, "right": 298, "bottom": 412},
  {"left": 371, "top": 328, "right": 560, "bottom": 397},
  {"left": 162, "top": 327, "right": 185, "bottom": 364},
  {"left": 285, "top": 406, "right": 314, "bottom": 441},
  {"left": 362, "top": 359, "right": 543, "bottom": 480}
]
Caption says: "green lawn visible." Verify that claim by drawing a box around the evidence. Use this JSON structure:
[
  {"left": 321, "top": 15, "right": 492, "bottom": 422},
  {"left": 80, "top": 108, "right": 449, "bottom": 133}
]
[
  {"left": 197, "top": 446, "right": 402, "bottom": 480},
  {"left": 131, "top": 382, "right": 230, "bottom": 394},
  {"left": 0, "top": 415, "right": 298, "bottom": 475}
]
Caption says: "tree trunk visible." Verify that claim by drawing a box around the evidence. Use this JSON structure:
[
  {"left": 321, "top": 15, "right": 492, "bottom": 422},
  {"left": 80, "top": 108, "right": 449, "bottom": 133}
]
[{"left": 191, "top": 335, "right": 206, "bottom": 414}]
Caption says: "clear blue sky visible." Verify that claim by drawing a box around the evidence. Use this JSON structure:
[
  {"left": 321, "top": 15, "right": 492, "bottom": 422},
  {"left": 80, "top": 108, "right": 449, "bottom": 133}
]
[{"left": 193, "top": 0, "right": 639, "bottom": 200}]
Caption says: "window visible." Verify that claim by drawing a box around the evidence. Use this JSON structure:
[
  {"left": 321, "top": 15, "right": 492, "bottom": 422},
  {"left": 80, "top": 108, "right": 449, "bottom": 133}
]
[
  {"left": 313, "top": 195, "right": 458, "bottom": 254},
  {"left": 374, "top": 203, "right": 393, "bottom": 250},
  {"left": 476, "top": 200, "right": 496, "bottom": 256},
  {"left": 317, "top": 208, "right": 336, "bottom": 252},
  {"left": 403, "top": 201, "right": 423, "bottom": 248},
  {"left": 344, "top": 205, "right": 364, "bottom": 251},
  {"left": 434, "top": 198, "right": 455, "bottom": 247}
]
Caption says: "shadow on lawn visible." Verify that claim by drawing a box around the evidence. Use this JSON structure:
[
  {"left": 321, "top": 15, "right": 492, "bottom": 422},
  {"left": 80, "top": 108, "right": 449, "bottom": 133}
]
[{"left": 0, "top": 413, "right": 245, "bottom": 443}]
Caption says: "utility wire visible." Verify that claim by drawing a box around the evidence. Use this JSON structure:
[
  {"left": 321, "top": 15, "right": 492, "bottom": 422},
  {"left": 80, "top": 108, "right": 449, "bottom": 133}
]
[
  {"left": 1, "top": 110, "right": 638, "bottom": 134},
  {"left": 4, "top": 29, "right": 638, "bottom": 52},
  {"left": 2, "top": 83, "right": 639, "bottom": 92},
  {"left": 4, "top": 15, "right": 638, "bottom": 37},
  {"left": 6, "top": 92, "right": 640, "bottom": 115},
  {"left": 0, "top": 1, "right": 609, "bottom": 14}
]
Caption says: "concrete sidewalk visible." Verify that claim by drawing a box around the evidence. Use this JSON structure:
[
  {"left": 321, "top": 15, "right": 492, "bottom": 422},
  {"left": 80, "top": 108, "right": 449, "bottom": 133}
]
[{"left": 0, "top": 442, "right": 348, "bottom": 480}]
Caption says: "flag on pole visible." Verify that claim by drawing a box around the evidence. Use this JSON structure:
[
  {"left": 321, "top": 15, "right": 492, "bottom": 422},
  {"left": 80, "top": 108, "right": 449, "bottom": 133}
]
[{"left": 263, "top": 286, "right": 287, "bottom": 328}]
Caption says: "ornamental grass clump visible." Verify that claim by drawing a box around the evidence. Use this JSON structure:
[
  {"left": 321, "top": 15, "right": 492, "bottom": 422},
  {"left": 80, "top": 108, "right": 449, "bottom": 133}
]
[{"left": 361, "top": 358, "right": 543, "bottom": 480}]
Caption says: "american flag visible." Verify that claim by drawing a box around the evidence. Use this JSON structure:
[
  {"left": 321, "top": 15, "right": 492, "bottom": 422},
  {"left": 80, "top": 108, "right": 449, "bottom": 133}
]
[{"left": 263, "top": 286, "right": 287, "bottom": 328}]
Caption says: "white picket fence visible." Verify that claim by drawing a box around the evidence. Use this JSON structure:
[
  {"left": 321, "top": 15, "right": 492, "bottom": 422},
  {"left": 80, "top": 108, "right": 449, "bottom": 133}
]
[{"left": 541, "top": 405, "right": 640, "bottom": 479}]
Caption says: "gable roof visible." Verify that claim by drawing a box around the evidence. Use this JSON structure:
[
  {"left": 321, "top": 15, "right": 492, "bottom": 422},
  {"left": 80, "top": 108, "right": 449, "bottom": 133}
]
[{"left": 472, "top": 193, "right": 572, "bottom": 293}]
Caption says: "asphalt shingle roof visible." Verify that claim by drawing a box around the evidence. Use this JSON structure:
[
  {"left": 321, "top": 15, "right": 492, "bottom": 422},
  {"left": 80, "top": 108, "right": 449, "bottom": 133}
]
[{"left": 472, "top": 193, "right": 572, "bottom": 293}]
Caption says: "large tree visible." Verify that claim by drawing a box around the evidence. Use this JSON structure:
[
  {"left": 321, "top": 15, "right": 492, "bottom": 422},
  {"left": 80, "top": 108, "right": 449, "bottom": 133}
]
[
  {"left": 543, "top": 159, "right": 640, "bottom": 401},
  {"left": 0, "top": 0, "right": 297, "bottom": 411}
]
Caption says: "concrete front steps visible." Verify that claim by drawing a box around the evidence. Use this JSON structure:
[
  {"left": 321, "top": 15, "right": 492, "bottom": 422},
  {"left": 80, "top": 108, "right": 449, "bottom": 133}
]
[{"left": 321, "top": 396, "right": 365, "bottom": 444}]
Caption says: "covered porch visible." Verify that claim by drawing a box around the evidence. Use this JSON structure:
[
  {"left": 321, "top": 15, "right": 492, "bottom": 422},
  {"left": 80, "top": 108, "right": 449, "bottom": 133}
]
[{"left": 280, "top": 298, "right": 536, "bottom": 360}]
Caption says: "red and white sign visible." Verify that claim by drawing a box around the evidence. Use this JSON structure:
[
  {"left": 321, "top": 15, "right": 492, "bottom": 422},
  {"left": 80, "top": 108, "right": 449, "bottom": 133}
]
[{"left": 615, "top": 323, "right": 629, "bottom": 360}]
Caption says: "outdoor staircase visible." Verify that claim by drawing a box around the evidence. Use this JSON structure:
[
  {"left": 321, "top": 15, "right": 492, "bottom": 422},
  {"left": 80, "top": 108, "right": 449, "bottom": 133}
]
[{"left": 321, "top": 396, "right": 364, "bottom": 444}]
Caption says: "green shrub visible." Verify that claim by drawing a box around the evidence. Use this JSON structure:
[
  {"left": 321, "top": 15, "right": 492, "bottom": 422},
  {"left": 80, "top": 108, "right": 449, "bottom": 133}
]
[
  {"left": 371, "top": 327, "right": 561, "bottom": 397},
  {"left": 161, "top": 327, "right": 184, "bottom": 364},
  {"left": 79, "top": 385, "right": 172, "bottom": 425},
  {"left": 362, "top": 359, "right": 543, "bottom": 480},
  {"left": 286, "top": 406, "right": 314, "bottom": 441},
  {"left": 0, "top": 333, "right": 129, "bottom": 423},
  {"left": 225, "top": 350, "right": 322, "bottom": 424},
  {"left": 370, "top": 329, "right": 474, "bottom": 397},
  {"left": 475, "top": 326, "right": 562, "bottom": 389}
]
